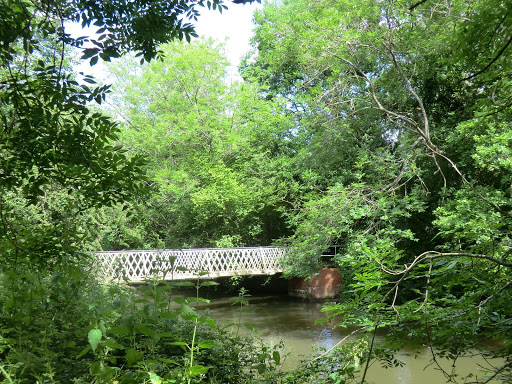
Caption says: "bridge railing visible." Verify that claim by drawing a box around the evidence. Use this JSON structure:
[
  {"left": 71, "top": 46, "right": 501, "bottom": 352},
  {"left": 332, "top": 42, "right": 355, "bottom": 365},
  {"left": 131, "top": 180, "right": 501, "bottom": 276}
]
[{"left": 93, "top": 247, "right": 288, "bottom": 283}]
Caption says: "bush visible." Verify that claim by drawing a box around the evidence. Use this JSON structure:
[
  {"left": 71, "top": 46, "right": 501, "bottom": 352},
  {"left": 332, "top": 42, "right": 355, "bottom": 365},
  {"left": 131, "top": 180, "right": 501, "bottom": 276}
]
[{"left": 0, "top": 264, "right": 285, "bottom": 384}]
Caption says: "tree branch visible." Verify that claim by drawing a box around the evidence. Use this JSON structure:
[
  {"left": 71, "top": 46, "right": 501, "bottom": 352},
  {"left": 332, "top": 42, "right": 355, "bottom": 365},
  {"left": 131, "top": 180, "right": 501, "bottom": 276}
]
[
  {"left": 384, "top": 43, "right": 512, "bottom": 220},
  {"left": 463, "top": 33, "right": 512, "bottom": 81},
  {"left": 391, "top": 251, "right": 512, "bottom": 276},
  {"left": 386, "top": 43, "right": 430, "bottom": 141},
  {"left": 409, "top": 0, "right": 429, "bottom": 11}
]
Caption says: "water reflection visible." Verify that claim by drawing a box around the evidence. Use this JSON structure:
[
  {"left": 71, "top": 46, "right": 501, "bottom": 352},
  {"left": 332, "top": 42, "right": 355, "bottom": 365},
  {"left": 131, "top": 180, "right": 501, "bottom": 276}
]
[{"left": 205, "top": 295, "right": 504, "bottom": 383}]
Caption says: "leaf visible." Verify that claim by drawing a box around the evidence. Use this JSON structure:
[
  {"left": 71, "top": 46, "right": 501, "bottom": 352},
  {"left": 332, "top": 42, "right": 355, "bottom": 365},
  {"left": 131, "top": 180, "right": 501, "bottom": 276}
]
[
  {"left": 110, "top": 325, "right": 130, "bottom": 336},
  {"left": 199, "top": 316, "right": 216, "bottom": 328},
  {"left": 189, "top": 365, "right": 211, "bottom": 376},
  {"left": 76, "top": 345, "right": 91, "bottom": 359},
  {"left": 180, "top": 304, "right": 198, "bottom": 320},
  {"left": 149, "top": 371, "right": 163, "bottom": 384},
  {"left": 273, "top": 350, "right": 281, "bottom": 365},
  {"left": 88, "top": 328, "right": 102, "bottom": 352},
  {"left": 81, "top": 48, "right": 98, "bottom": 60},
  {"left": 174, "top": 297, "right": 187, "bottom": 305},
  {"left": 125, "top": 348, "right": 143, "bottom": 366},
  {"left": 99, "top": 320, "right": 107, "bottom": 335},
  {"left": 187, "top": 297, "right": 210, "bottom": 304},
  {"left": 134, "top": 324, "right": 157, "bottom": 337},
  {"left": 160, "top": 311, "right": 179, "bottom": 319},
  {"left": 82, "top": 76, "right": 97, "bottom": 84},
  {"left": 197, "top": 340, "right": 216, "bottom": 349},
  {"left": 103, "top": 339, "right": 125, "bottom": 349},
  {"left": 244, "top": 323, "right": 257, "bottom": 333},
  {"left": 90, "top": 55, "right": 98, "bottom": 66},
  {"left": 169, "top": 341, "right": 188, "bottom": 347},
  {"left": 157, "top": 358, "right": 180, "bottom": 365}
]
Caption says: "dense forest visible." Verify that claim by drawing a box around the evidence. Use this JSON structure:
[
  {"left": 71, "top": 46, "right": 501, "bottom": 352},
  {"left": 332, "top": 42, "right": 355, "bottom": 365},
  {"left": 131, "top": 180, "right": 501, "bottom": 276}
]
[{"left": 1, "top": 0, "right": 511, "bottom": 382}]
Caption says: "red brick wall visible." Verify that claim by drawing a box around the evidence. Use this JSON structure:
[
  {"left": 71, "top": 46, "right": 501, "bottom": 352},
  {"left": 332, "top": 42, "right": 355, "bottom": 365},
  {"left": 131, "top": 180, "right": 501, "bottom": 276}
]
[{"left": 288, "top": 268, "right": 342, "bottom": 300}]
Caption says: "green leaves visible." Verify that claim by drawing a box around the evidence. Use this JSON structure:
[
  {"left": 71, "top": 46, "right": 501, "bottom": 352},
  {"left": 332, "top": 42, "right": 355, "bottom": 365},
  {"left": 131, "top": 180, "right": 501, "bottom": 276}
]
[
  {"left": 125, "top": 348, "right": 143, "bottom": 366},
  {"left": 72, "top": 0, "right": 230, "bottom": 66},
  {"left": 197, "top": 340, "right": 216, "bottom": 349},
  {"left": 188, "top": 364, "right": 211, "bottom": 376},
  {"left": 88, "top": 329, "right": 102, "bottom": 352},
  {"left": 1, "top": 62, "right": 147, "bottom": 209},
  {"left": 244, "top": 1, "right": 512, "bottom": 380},
  {"left": 103, "top": 39, "right": 294, "bottom": 248}
]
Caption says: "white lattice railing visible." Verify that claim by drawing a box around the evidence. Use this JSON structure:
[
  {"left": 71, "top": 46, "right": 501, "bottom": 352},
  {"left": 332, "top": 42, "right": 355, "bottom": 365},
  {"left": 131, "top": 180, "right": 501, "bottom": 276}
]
[{"left": 93, "top": 247, "right": 288, "bottom": 283}]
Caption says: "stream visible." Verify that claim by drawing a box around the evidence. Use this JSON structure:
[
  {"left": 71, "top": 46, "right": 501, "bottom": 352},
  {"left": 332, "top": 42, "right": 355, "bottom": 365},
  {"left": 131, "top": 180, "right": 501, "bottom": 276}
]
[{"left": 201, "top": 295, "right": 503, "bottom": 384}]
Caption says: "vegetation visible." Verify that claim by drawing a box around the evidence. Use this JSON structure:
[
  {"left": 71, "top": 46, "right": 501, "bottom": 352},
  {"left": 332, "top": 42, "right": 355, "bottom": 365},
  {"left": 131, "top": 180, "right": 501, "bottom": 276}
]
[
  {"left": 0, "top": 0, "right": 287, "bottom": 382},
  {"left": 242, "top": 0, "right": 512, "bottom": 382},
  {"left": 1, "top": 0, "right": 511, "bottom": 382},
  {"left": 101, "top": 39, "right": 294, "bottom": 249}
]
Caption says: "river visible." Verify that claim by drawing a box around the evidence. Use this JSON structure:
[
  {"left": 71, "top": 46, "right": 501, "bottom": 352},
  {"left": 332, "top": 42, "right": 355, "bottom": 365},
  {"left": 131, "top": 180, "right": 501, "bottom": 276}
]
[{"left": 200, "top": 295, "right": 504, "bottom": 384}]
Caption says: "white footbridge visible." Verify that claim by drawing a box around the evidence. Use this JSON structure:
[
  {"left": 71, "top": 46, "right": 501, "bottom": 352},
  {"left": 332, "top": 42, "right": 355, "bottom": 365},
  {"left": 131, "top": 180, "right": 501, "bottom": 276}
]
[{"left": 94, "top": 247, "right": 288, "bottom": 283}]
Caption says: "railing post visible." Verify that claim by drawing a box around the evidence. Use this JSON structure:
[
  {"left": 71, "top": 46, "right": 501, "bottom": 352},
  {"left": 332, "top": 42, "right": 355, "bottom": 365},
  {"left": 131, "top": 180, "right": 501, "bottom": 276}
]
[{"left": 208, "top": 249, "right": 212, "bottom": 276}]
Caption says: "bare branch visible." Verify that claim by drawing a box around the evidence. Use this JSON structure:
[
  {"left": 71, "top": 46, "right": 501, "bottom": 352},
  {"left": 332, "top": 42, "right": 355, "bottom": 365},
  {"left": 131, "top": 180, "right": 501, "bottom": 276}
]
[
  {"left": 383, "top": 44, "right": 512, "bottom": 219},
  {"left": 429, "top": 154, "right": 446, "bottom": 189},
  {"left": 477, "top": 281, "right": 512, "bottom": 310},
  {"left": 325, "top": 49, "right": 424, "bottom": 137},
  {"left": 393, "top": 251, "right": 512, "bottom": 276},
  {"left": 433, "top": 150, "right": 512, "bottom": 219},
  {"left": 423, "top": 259, "right": 456, "bottom": 382},
  {"left": 386, "top": 43, "right": 430, "bottom": 141},
  {"left": 306, "top": 326, "right": 366, "bottom": 364}
]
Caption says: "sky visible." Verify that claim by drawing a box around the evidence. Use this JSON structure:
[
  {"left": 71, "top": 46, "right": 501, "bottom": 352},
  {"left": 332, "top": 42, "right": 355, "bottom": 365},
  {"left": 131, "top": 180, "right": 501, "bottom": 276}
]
[
  {"left": 71, "top": 2, "right": 262, "bottom": 81},
  {"left": 195, "top": 2, "right": 262, "bottom": 73}
]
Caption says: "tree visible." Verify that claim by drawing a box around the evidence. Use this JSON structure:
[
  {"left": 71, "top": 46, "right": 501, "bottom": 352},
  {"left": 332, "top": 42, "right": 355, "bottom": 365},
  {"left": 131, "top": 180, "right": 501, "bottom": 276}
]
[
  {"left": 0, "top": 0, "right": 258, "bottom": 264},
  {"left": 102, "top": 39, "right": 295, "bottom": 248},
  {"left": 1, "top": 1, "right": 285, "bottom": 383},
  {"left": 245, "top": 0, "right": 512, "bottom": 381}
]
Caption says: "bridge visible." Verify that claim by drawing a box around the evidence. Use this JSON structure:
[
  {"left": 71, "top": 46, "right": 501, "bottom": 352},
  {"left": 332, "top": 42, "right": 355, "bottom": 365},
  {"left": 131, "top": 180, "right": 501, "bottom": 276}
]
[{"left": 94, "top": 247, "right": 288, "bottom": 283}]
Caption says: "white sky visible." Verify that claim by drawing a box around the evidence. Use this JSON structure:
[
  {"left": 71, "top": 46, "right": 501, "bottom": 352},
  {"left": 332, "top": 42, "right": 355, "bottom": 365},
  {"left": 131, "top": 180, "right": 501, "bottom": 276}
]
[
  {"left": 195, "top": 2, "right": 261, "bottom": 72},
  {"left": 71, "top": 2, "right": 261, "bottom": 81}
]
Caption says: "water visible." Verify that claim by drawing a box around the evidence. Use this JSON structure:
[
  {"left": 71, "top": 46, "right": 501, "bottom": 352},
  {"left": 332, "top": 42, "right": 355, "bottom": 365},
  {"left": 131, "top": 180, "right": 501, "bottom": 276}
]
[{"left": 202, "top": 295, "right": 504, "bottom": 384}]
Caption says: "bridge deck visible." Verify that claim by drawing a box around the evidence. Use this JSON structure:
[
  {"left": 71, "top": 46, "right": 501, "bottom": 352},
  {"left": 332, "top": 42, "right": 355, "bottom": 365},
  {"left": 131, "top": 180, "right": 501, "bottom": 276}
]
[{"left": 94, "top": 247, "right": 287, "bottom": 283}]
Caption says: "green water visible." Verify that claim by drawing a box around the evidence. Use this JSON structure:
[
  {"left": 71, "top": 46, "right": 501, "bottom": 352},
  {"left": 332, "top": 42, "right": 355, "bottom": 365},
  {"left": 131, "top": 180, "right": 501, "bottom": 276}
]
[{"left": 204, "top": 296, "right": 504, "bottom": 383}]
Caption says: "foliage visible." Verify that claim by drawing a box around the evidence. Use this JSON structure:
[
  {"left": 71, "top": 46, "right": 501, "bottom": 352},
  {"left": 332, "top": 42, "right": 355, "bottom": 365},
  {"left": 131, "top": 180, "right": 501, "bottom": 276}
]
[
  {"left": 3, "top": 0, "right": 512, "bottom": 380},
  {"left": 282, "top": 339, "right": 368, "bottom": 384},
  {"left": 245, "top": 0, "right": 512, "bottom": 381},
  {"left": 0, "top": 266, "right": 288, "bottom": 383},
  {"left": 0, "top": 0, "right": 291, "bottom": 383},
  {"left": 102, "top": 40, "right": 295, "bottom": 248},
  {"left": 1, "top": 0, "right": 259, "bottom": 259}
]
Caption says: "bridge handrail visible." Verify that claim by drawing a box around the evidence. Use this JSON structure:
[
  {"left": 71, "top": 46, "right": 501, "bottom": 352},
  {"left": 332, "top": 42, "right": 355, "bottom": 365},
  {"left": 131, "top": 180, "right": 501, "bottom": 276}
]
[{"left": 93, "top": 246, "right": 288, "bottom": 283}]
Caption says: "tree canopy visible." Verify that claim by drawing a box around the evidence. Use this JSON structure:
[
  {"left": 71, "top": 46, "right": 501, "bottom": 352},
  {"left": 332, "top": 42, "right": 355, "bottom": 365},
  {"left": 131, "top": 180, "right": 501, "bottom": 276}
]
[
  {"left": 0, "top": 0, "right": 256, "bottom": 265},
  {"left": 100, "top": 39, "right": 294, "bottom": 249},
  {"left": 242, "top": 0, "right": 512, "bottom": 380}
]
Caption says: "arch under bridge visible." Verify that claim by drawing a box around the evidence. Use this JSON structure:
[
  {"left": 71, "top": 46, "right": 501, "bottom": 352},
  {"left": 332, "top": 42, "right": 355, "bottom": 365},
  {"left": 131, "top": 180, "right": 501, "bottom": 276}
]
[{"left": 94, "top": 247, "right": 288, "bottom": 283}]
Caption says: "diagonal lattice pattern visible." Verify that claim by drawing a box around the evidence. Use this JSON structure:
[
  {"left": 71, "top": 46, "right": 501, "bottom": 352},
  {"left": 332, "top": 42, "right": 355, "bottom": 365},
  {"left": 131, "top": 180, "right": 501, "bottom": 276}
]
[{"left": 94, "top": 247, "right": 288, "bottom": 283}]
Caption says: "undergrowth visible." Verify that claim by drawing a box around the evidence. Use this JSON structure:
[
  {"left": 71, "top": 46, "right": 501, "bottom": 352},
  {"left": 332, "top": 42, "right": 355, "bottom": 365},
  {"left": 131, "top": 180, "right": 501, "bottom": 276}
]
[
  {"left": 0, "top": 260, "right": 285, "bottom": 384},
  {"left": 0, "top": 260, "right": 368, "bottom": 384}
]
